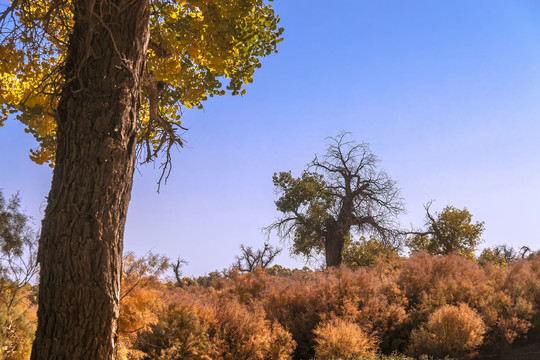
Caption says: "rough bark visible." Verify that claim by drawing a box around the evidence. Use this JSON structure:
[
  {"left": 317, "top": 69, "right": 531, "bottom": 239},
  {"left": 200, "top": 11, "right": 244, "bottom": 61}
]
[
  {"left": 31, "top": 0, "right": 150, "bottom": 358},
  {"left": 325, "top": 231, "right": 346, "bottom": 267}
]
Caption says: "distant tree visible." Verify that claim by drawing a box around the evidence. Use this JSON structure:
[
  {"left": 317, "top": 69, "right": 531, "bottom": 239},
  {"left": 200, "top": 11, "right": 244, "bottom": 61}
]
[
  {"left": 267, "top": 132, "right": 404, "bottom": 267},
  {"left": 478, "top": 244, "right": 534, "bottom": 266},
  {"left": 171, "top": 257, "right": 188, "bottom": 287},
  {"left": 342, "top": 235, "right": 400, "bottom": 269},
  {"left": 0, "top": 190, "right": 39, "bottom": 359},
  {"left": 233, "top": 241, "right": 282, "bottom": 272},
  {"left": 478, "top": 247, "right": 508, "bottom": 267},
  {"left": 407, "top": 203, "right": 484, "bottom": 259}
]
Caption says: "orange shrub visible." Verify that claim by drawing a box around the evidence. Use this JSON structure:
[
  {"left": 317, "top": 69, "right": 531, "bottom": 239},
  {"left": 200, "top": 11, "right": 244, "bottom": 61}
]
[
  {"left": 397, "top": 252, "right": 538, "bottom": 352},
  {"left": 262, "top": 270, "right": 340, "bottom": 359},
  {"left": 115, "top": 251, "right": 540, "bottom": 359},
  {"left": 131, "top": 288, "right": 295, "bottom": 360},
  {"left": 130, "top": 301, "right": 213, "bottom": 360},
  {"left": 213, "top": 267, "right": 271, "bottom": 304},
  {"left": 313, "top": 317, "right": 377, "bottom": 360},
  {"left": 201, "top": 294, "right": 295, "bottom": 360},
  {"left": 408, "top": 303, "right": 485, "bottom": 359},
  {"left": 260, "top": 266, "right": 408, "bottom": 359},
  {"left": 330, "top": 267, "right": 409, "bottom": 352},
  {"left": 117, "top": 252, "right": 169, "bottom": 359},
  {"left": 398, "top": 252, "right": 490, "bottom": 315}
]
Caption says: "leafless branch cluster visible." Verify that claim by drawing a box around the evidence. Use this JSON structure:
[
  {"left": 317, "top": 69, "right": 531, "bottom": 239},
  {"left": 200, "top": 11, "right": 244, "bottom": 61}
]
[
  {"left": 139, "top": 70, "right": 186, "bottom": 191},
  {"left": 490, "top": 244, "right": 533, "bottom": 263},
  {"left": 402, "top": 201, "right": 438, "bottom": 238},
  {"left": 311, "top": 131, "right": 404, "bottom": 241},
  {"left": 233, "top": 241, "right": 282, "bottom": 272}
]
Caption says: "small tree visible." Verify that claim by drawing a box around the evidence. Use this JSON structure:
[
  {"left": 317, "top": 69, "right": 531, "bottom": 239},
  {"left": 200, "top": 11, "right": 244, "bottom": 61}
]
[
  {"left": 0, "top": 190, "right": 39, "bottom": 359},
  {"left": 1, "top": 1, "right": 283, "bottom": 357},
  {"left": 117, "top": 251, "right": 169, "bottom": 358},
  {"left": 171, "top": 257, "right": 188, "bottom": 287},
  {"left": 268, "top": 132, "right": 404, "bottom": 267},
  {"left": 407, "top": 203, "right": 484, "bottom": 259},
  {"left": 233, "top": 241, "right": 282, "bottom": 272}
]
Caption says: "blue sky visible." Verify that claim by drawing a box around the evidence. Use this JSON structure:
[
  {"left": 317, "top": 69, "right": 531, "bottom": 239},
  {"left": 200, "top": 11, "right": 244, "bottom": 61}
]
[{"left": 1, "top": 0, "right": 540, "bottom": 276}]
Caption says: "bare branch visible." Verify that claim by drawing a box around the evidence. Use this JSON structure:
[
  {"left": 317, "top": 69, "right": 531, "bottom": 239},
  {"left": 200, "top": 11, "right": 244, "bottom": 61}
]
[{"left": 233, "top": 241, "right": 282, "bottom": 272}]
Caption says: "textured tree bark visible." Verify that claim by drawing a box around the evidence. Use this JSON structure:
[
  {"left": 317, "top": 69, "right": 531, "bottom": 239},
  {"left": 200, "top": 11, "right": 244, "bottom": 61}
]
[
  {"left": 31, "top": 0, "right": 150, "bottom": 358},
  {"left": 325, "top": 232, "right": 345, "bottom": 267}
]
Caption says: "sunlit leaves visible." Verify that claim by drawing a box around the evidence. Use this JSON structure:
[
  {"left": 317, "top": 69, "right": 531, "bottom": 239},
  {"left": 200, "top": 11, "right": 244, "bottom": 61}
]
[
  {"left": 0, "top": 0, "right": 283, "bottom": 165},
  {"left": 406, "top": 205, "right": 485, "bottom": 259}
]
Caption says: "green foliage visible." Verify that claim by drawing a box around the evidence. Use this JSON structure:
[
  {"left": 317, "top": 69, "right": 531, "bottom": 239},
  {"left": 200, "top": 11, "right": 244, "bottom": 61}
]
[
  {"left": 478, "top": 245, "right": 535, "bottom": 267},
  {"left": 272, "top": 171, "right": 333, "bottom": 259},
  {"left": 0, "top": 191, "right": 34, "bottom": 258},
  {"left": 478, "top": 247, "right": 508, "bottom": 267},
  {"left": 407, "top": 205, "right": 484, "bottom": 259},
  {"left": 266, "top": 264, "right": 294, "bottom": 277},
  {"left": 343, "top": 236, "right": 400, "bottom": 269}
]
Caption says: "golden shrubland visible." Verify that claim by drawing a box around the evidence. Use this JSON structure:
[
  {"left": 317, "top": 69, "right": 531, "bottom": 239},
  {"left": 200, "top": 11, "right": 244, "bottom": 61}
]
[{"left": 4, "top": 251, "right": 540, "bottom": 359}]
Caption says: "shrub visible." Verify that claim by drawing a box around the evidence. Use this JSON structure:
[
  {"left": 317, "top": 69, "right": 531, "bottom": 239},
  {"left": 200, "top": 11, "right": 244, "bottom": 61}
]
[
  {"left": 131, "top": 289, "right": 295, "bottom": 360},
  {"left": 260, "top": 266, "right": 408, "bottom": 359},
  {"left": 408, "top": 303, "right": 485, "bottom": 359},
  {"left": 131, "top": 302, "right": 212, "bottom": 360},
  {"left": 313, "top": 317, "right": 377, "bottom": 360},
  {"left": 202, "top": 294, "right": 295, "bottom": 360},
  {"left": 262, "top": 270, "right": 340, "bottom": 360},
  {"left": 398, "top": 252, "right": 490, "bottom": 313}
]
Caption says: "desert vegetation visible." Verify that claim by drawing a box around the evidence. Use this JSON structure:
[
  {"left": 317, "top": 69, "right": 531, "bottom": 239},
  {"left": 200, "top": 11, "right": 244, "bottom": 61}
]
[
  {"left": 117, "top": 251, "right": 540, "bottom": 360},
  {"left": 4, "top": 240, "right": 540, "bottom": 359}
]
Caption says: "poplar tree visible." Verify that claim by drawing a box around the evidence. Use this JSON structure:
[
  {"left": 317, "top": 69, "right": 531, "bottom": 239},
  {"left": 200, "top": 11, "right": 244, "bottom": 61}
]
[
  {"left": 268, "top": 133, "right": 404, "bottom": 267},
  {"left": 0, "top": 1, "right": 283, "bottom": 358}
]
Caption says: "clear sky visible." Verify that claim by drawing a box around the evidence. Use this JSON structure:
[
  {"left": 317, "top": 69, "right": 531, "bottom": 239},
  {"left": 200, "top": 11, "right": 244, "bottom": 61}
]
[{"left": 1, "top": 0, "right": 540, "bottom": 276}]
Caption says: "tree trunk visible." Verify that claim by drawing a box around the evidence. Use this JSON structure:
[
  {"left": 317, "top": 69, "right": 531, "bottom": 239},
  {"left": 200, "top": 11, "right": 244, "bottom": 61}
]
[
  {"left": 325, "top": 232, "right": 346, "bottom": 267},
  {"left": 31, "top": 1, "right": 150, "bottom": 358}
]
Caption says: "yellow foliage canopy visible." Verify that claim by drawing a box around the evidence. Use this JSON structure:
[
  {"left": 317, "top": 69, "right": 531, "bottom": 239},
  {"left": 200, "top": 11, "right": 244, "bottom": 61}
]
[{"left": 0, "top": 0, "right": 283, "bottom": 165}]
